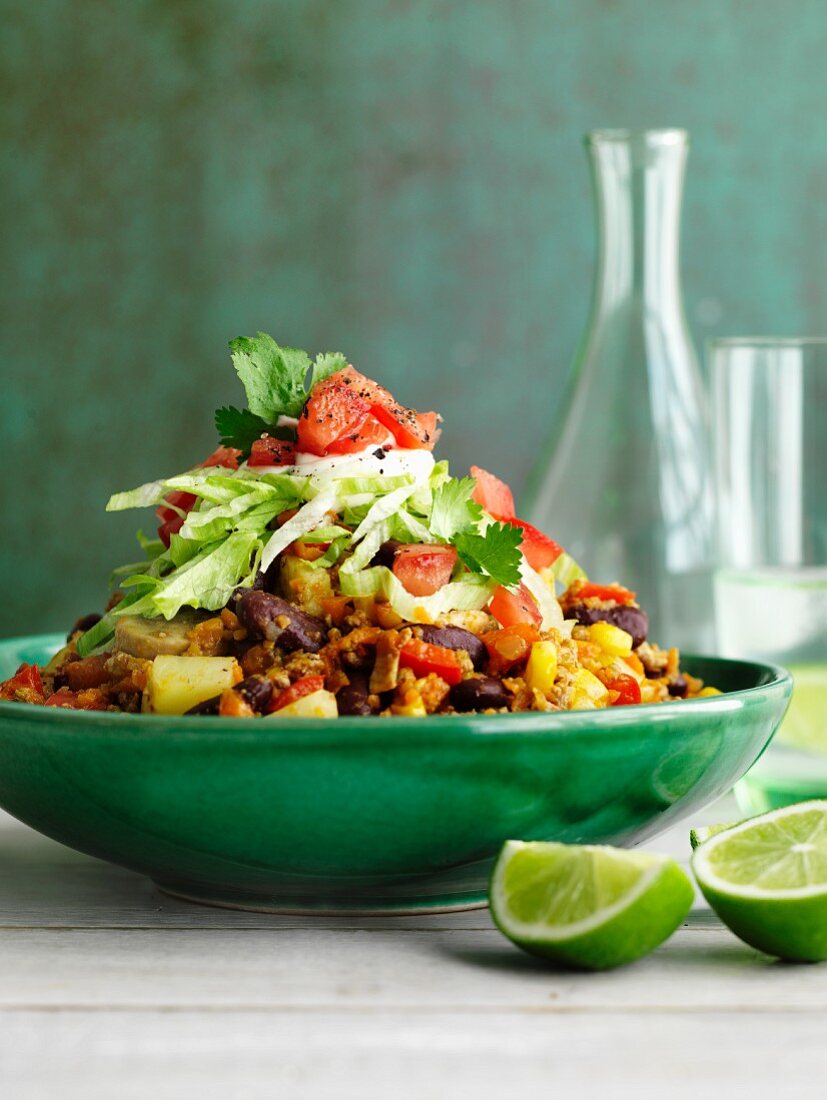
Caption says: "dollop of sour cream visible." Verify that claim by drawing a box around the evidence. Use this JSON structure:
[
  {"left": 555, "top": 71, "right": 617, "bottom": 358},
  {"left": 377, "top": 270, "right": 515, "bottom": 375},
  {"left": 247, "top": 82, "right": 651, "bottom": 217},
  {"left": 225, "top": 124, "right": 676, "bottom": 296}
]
[{"left": 248, "top": 444, "right": 437, "bottom": 483}]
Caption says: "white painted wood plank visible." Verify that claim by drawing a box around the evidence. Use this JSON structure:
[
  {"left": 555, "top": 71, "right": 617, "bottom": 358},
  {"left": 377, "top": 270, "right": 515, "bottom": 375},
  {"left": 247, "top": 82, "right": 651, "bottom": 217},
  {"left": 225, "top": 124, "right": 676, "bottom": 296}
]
[
  {"left": 0, "top": 924, "right": 823, "bottom": 1011},
  {"left": 1, "top": 1009, "right": 825, "bottom": 1100},
  {"left": 0, "top": 797, "right": 730, "bottom": 930}
]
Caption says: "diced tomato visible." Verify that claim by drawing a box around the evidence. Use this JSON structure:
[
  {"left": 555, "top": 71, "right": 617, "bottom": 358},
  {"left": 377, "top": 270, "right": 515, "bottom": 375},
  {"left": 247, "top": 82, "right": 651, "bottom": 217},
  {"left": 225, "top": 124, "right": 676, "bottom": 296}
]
[
  {"left": 324, "top": 414, "right": 390, "bottom": 455},
  {"left": 470, "top": 466, "right": 516, "bottom": 520},
  {"left": 399, "top": 639, "right": 462, "bottom": 685},
  {"left": 44, "top": 687, "right": 109, "bottom": 711},
  {"left": 156, "top": 489, "right": 197, "bottom": 526},
  {"left": 307, "top": 367, "right": 439, "bottom": 453},
  {"left": 605, "top": 674, "right": 642, "bottom": 706},
  {"left": 202, "top": 446, "right": 241, "bottom": 470},
  {"left": 270, "top": 675, "right": 326, "bottom": 712},
  {"left": 156, "top": 446, "right": 240, "bottom": 546},
  {"left": 488, "top": 583, "right": 543, "bottom": 628},
  {"left": 0, "top": 663, "right": 45, "bottom": 703},
  {"left": 481, "top": 623, "right": 541, "bottom": 673},
  {"left": 297, "top": 375, "right": 372, "bottom": 456},
  {"left": 508, "top": 519, "right": 564, "bottom": 570},
  {"left": 371, "top": 405, "right": 439, "bottom": 451},
  {"left": 575, "top": 582, "right": 636, "bottom": 605},
  {"left": 334, "top": 365, "right": 395, "bottom": 407},
  {"left": 248, "top": 436, "right": 296, "bottom": 467},
  {"left": 157, "top": 514, "right": 185, "bottom": 547},
  {"left": 11, "top": 663, "right": 43, "bottom": 695},
  {"left": 392, "top": 544, "right": 457, "bottom": 597}
]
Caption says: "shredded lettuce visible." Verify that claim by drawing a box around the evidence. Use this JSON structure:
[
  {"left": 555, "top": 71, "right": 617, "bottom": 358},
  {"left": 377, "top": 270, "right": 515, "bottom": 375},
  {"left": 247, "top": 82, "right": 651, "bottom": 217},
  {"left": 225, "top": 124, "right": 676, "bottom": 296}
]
[
  {"left": 519, "top": 561, "right": 564, "bottom": 631},
  {"left": 259, "top": 487, "right": 340, "bottom": 572},
  {"left": 339, "top": 521, "right": 390, "bottom": 576},
  {"left": 349, "top": 483, "right": 419, "bottom": 544},
  {"left": 149, "top": 531, "right": 264, "bottom": 618},
  {"left": 339, "top": 566, "right": 495, "bottom": 622},
  {"left": 547, "top": 551, "right": 588, "bottom": 590},
  {"left": 97, "top": 383, "right": 568, "bottom": 634},
  {"left": 390, "top": 508, "right": 431, "bottom": 544}
]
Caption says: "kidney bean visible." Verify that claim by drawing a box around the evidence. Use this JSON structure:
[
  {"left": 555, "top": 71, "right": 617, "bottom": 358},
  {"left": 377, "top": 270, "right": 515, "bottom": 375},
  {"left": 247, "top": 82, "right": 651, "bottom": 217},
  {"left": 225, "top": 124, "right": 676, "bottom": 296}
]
[
  {"left": 449, "top": 675, "right": 510, "bottom": 712},
  {"left": 416, "top": 625, "right": 487, "bottom": 670},
  {"left": 186, "top": 695, "right": 221, "bottom": 715},
  {"left": 569, "top": 604, "right": 649, "bottom": 648},
  {"left": 68, "top": 613, "right": 102, "bottom": 641},
  {"left": 667, "top": 674, "right": 689, "bottom": 698},
  {"left": 370, "top": 539, "right": 403, "bottom": 569},
  {"left": 337, "top": 673, "right": 373, "bottom": 716},
  {"left": 230, "top": 571, "right": 267, "bottom": 607},
  {"left": 239, "top": 592, "right": 326, "bottom": 652},
  {"left": 236, "top": 675, "right": 275, "bottom": 713}
]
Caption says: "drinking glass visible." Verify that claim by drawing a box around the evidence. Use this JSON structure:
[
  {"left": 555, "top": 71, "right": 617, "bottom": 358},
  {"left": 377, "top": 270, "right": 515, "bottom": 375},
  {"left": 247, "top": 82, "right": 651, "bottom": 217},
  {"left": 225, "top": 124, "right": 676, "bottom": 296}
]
[{"left": 711, "top": 338, "right": 827, "bottom": 813}]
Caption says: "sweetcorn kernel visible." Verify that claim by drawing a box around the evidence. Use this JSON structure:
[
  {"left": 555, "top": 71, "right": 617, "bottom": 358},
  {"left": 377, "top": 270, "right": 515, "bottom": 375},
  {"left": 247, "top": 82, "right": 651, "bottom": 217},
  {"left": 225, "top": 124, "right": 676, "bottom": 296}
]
[
  {"left": 587, "top": 621, "right": 633, "bottom": 658},
  {"left": 571, "top": 668, "right": 610, "bottom": 709},
  {"left": 391, "top": 687, "right": 428, "bottom": 716},
  {"left": 698, "top": 686, "right": 722, "bottom": 697},
  {"left": 525, "top": 641, "right": 558, "bottom": 696}
]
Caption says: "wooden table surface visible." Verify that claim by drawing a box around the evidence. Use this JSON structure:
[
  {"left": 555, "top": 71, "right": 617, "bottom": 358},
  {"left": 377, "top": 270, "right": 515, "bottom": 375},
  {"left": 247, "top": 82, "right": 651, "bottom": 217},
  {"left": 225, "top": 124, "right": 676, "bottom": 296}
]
[{"left": 1, "top": 797, "right": 824, "bottom": 1099}]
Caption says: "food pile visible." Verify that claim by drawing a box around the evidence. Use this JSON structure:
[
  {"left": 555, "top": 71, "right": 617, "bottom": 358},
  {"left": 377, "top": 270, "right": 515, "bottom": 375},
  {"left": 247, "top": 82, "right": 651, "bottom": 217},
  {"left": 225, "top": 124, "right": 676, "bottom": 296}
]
[{"left": 1, "top": 333, "right": 716, "bottom": 717}]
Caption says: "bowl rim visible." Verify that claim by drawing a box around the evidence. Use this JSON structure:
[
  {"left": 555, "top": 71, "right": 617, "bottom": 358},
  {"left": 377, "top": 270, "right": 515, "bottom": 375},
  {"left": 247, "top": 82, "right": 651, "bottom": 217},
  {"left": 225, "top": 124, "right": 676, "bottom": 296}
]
[{"left": 0, "top": 633, "right": 792, "bottom": 742}]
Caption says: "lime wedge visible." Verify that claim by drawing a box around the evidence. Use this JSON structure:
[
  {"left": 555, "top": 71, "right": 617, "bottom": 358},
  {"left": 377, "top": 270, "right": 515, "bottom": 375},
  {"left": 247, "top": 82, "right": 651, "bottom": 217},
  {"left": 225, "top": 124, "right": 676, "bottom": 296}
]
[
  {"left": 489, "top": 841, "right": 694, "bottom": 970},
  {"left": 776, "top": 665, "right": 827, "bottom": 754},
  {"left": 692, "top": 800, "right": 827, "bottom": 960}
]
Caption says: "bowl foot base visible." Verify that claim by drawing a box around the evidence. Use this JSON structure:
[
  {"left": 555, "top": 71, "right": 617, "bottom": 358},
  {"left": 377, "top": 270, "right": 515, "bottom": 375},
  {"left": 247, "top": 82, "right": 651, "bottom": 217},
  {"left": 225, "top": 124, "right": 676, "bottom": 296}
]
[{"left": 154, "top": 880, "right": 489, "bottom": 916}]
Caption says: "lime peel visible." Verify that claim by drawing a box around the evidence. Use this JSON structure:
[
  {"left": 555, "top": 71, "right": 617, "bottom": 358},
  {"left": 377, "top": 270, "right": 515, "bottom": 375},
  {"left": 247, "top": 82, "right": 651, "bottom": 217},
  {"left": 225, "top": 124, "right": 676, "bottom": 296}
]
[
  {"left": 691, "top": 800, "right": 827, "bottom": 961},
  {"left": 489, "top": 840, "right": 694, "bottom": 971}
]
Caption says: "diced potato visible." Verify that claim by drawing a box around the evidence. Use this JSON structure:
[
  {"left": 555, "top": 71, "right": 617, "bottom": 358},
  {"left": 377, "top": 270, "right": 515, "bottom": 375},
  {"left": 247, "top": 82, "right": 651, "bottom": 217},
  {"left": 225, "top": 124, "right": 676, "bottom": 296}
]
[
  {"left": 525, "top": 641, "right": 558, "bottom": 696},
  {"left": 268, "top": 689, "right": 338, "bottom": 718},
  {"left": 143, "top": 655, "right": 242, "bottom": 715},
  {"left": 280, "top": 556, "right": 334, "bottom": 618},
  {"left": 570, "top": 668, "right": 610, "bottom": 709},
  {"left": 587, "top": 621, "right": 633, "bottom": 658}
]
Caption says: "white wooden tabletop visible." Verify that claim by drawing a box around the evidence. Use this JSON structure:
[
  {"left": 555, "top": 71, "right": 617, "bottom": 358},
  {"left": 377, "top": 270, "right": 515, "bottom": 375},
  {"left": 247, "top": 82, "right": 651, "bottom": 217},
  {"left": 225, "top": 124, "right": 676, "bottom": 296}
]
[{"left": 1, "top": 796, "right": 824, "bottom": 1099}]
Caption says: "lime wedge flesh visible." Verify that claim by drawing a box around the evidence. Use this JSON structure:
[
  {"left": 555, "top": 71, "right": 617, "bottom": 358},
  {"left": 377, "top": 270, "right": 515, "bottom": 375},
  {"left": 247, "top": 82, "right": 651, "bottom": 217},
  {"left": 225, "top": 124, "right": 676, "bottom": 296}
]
[
  {"left": 489, "top": 841, "right": 694, "bottom": 971},
  {"left": 692, "top": 800, "right": 827, "bottom": 960},
  {"left": 776, "top": 665, "right": 827, "bottom": 754}
]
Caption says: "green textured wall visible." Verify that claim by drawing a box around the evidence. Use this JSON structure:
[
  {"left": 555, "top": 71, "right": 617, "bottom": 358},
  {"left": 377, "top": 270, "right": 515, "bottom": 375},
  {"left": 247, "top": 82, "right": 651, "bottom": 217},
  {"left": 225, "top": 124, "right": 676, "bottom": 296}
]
[{"left": 2, "top": 1, "right": 826, "bottom": 634}]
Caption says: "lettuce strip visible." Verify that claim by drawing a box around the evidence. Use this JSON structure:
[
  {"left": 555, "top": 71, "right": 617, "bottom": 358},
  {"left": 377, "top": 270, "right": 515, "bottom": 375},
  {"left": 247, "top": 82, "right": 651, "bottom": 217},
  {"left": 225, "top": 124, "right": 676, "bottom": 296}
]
[{"left": 339, "top": 566, "right": 494, "bottom": 623}]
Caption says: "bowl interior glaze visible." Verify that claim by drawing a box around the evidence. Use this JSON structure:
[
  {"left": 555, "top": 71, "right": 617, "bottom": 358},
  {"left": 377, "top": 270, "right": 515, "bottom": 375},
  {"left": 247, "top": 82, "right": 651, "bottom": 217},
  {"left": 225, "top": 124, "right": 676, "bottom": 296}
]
[{"left": 0, "top": 635, "right": 791, "bottom": 913}]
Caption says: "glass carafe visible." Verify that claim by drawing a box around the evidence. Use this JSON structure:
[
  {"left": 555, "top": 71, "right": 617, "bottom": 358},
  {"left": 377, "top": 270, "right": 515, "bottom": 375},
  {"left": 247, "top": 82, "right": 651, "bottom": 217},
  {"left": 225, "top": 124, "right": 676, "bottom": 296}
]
[{"left": 523, "top": 129, "right": 713, "bottom": 651}]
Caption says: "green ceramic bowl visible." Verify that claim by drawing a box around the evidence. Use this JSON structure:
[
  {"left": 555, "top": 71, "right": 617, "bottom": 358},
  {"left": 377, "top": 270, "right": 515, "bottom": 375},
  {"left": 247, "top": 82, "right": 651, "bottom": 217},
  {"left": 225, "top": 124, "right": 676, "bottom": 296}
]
[{"left": 0, "top": 634, "right": 790, "bottom": 914}]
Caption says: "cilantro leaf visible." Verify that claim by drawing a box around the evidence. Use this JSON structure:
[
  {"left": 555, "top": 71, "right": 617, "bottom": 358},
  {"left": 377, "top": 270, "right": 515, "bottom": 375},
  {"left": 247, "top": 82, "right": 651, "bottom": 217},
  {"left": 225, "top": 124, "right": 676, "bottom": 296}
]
[
  {"left": 214, "top": 406, "right": 272, "bottom": 456},
  {"left": 226, "top": 334, "right": 347, "bottom": 432},
  {"left": 229, "top": 333, "right": 311, "bottom": 420},
  {"left": 454, "top": 523, "right": 523, "bottom": 587},
  {"left": 310, "top": 351, "right": 347, "bottom": 389},
  {"left": 430, "top": 478, "right": 482, "bottom": 541}
]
